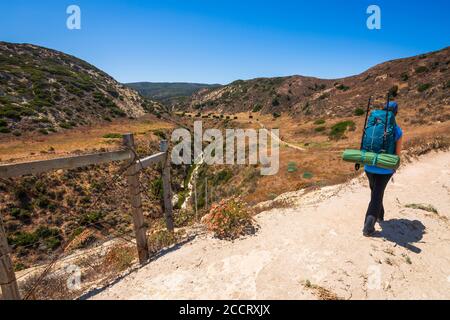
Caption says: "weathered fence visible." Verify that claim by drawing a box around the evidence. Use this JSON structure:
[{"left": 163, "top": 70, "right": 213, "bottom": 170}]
[{"left": 0, "top": 133, "right": 173, "bottom": 300}]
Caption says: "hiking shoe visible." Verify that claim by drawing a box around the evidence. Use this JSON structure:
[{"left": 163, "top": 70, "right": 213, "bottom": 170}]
[{"left": 363, "top": 216, "right": 376, "bottom": 237}]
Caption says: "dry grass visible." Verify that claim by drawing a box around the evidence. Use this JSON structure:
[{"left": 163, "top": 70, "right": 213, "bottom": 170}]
[
  {"left": 0, "top": 114, "right": 173, "bottom": 163},
  {"left": 405, "top": 203, "right": 439, "bottom": 214},
  {"left": 16, "top": 242, "right": 139, "bottom": 300},
  {"left": 148, "top": 229, "right": 186, "bottom": 254},
  {"left": 303, "top": 280, "right": 342, "bottom": 300}
]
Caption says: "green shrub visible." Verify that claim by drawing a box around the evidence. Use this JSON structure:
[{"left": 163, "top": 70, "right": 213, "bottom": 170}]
[
  {"left": 35, "top": 195, "right": 50, "bottom": 208},
  {"left": 0, "top": 108, "right": 21, "bottom": 120},
  {"left": 273, "top": 112, "right": 281, "bottom": 118},
  {"left": 0, "top": 119, "right": 7, "bottom": 127},
  {"left": 415, "top": 66, "right": 429, "bottom": 73},
  {"left": 59, "top": 122, "right": 73, "bottom": 129},
  {"left": 315, "top": 126, "right": 326, "bottom": 132},
  {"left": 213, "top": 169, "right": 232, "bottom": 185},
  {"left": 329, "top": 121, "right": 355, "bottom": 140},
  {"left": 272, "top": 98, "right": 280, "bottom": 107},
  {"left": 444, "top": 80, "right": 450, "bottom": 89},
  {"left": 0, "top": 126, "right": 11, "bottom": 133},
  {"left": 152, "top": 130, "right": 166, "bottom": 139},
  {"left": 148, "top": 230, "right": 179, "bottom": 253},
  {"left": 10, "top": 208, "right": 31, "bottom": 220},
  {"left": 102, "top": 133, "right": 122, "bottom": 139},
  {"left": 336, "top": 84, "right": 350, "bottom": 91},
  {"left": 303, "top": 171, "right": 314, "bottom": 179},
  {"left": 354, "top": 108, "right": 365, "bottom": 116},
  {"left": 79, "top": 211, "right": 103, "bottom": 226},
  {"left": 150, "top": 177, "right": 163, "bottom": 199},
  {"left": 111, "top": 107, "right": 126, "bottom": 117},
  {"left": 314, "top": 119, "right": 325, "bottom": 125},
  {"left": 417, "top": 83, "right": 432, "bottom": 92},
  {"left": 401, "top": 72, "right": 409, "bottom": 81},
  {"left": 252, "top": 104, "right": 262, "bottom": 112},
  {"left": 35, "top": 226, "right": 60, "bottom": 239},
  {"left": 36, "top": 227, "right": 61, "bottom": 250},
  {"left": 44, "top": 237, "right": 62, "bottom": 250},
  {"left": 14, "top": 263, "right": 27, "bottom": 272},
  {"left": 9, "top": 231, "right": 39, "bottom": 247},
  {"left": 38, "top": 128, "right": 49, "bottom": 135}
]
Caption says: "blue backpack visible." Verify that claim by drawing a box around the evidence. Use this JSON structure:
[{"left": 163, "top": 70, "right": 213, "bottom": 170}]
[{"left": 362, "top": 109, "right": 396, "bottom": 155}]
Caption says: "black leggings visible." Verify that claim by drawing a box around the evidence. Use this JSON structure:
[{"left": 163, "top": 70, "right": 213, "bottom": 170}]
[{"left": 365, "top": 172, "right": 393, "bottom": 221}]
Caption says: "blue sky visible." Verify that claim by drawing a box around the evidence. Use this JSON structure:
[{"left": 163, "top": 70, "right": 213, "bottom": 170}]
[{"left": 1, "top": 0, "right": 449, "bottom": 84}]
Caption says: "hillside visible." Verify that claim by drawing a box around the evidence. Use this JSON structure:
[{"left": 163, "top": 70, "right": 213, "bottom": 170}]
[
  {"left": 126, "top": 82, "right": 221, "bottom": 105},
  {"left": 184, "top": 46, "right": 450, "bottom": 123},
  {"left": 0, "top": 42, "right": 163, "bottom": 136}
]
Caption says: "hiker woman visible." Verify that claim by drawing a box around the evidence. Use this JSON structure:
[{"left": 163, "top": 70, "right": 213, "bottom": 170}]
[{"left": 363, "top": 101, "right": 403, "bottom": 237}]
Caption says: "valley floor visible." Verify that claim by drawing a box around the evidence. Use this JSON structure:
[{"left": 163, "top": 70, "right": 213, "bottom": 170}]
[{"left": 91, "top": 151, "right": 450, "bottom": 300}]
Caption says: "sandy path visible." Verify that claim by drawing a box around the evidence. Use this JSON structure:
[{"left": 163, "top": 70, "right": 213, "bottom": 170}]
[
  {"left": 91, "top": 151, "right": 450, "bottom": 300},
  {"left": 257, "top": 121, "right": 306, "bottom": 151}
]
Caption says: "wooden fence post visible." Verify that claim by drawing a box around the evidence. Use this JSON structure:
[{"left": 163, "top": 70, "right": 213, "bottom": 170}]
[
  {"left": 160, "top": 140, "right": 174, "bottom": 232},
  {"left": 123, "top": 134, "right": 149, "bottom": 264},
  {"left": 0, "top": 213, "right": 21, "bottom": 300}
]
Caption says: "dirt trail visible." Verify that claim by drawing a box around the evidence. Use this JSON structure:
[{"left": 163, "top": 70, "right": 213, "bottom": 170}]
[
  {"left": 257, "top": 121, "right": 306, "bottom": 151},
  {"left": 91, "top": 151, "right": 450, "bottom": 300}
]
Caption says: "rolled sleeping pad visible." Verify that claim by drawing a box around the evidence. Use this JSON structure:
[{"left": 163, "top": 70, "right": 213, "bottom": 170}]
[{"left": 342, "top": 149, "right": 400, "bottom": 170}]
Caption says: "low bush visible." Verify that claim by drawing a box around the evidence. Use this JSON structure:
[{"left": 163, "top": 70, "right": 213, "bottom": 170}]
[
  {"left": 417, "top": 83, "right": 432, "bottom": 92},
  {"left": 315, "top": 126, "right": 326, "bottom": 132},
  {"left": 272, "top": 98, "right": 280, "bottom": 106},
  {"left": 415, "top": 66, "right": 429, "bottom": 74},
  {"left": 354, "top": 108, "right": 365, "bottom": 116},
  {"left": 444, "top": 80, "right": 450, "bottom": 89},
  {"left": 102, "top": 133, "right": 122, "bottom": 139},
  {"left": 79, "top": 211, "right": 103, "bottom": 226},
  {"left": 10, "top": 208, "right": 31, "bottom": 221},
  {"left": 214, "top": 169, "right": 233, "bottom": 185},
  {"left": 201, "top": 197, "right": 255, "bottom": 240},
  {"left": 314, "top": 119, "right": 325, "bottom": 125},
  {"left": 336, "top": 84, "right": 350, "bottom": 91},
  {"left": 252, "top": 104, "right": 262, "bottom": 112},
  {"left": 329, "top": 121, "right": 355, "bottom": 140},
  {"left": 148, "top": 230, "right": 181, "bottom": 254}
]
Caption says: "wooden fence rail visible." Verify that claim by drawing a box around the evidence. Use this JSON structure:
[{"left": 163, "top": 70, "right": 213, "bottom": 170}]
[{"left": 0, "top": 133, "right": 173, "bottom": 300}]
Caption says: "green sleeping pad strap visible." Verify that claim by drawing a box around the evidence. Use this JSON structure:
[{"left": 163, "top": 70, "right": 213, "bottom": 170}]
[{"left": 372, "top": 153, "right": 379, "bottom": 166}]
